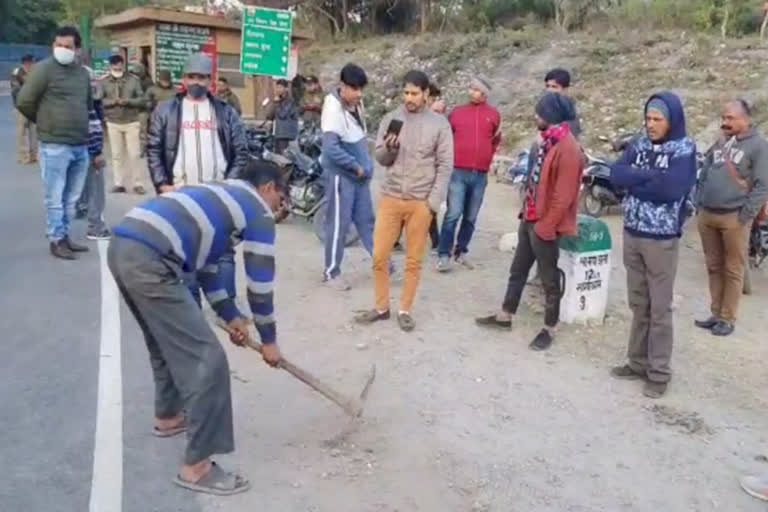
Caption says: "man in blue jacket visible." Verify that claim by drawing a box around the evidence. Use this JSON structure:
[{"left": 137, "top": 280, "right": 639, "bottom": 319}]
[
  {"left": 608, "top": 92, "right": 697, "bottom": 399},
  {"left": 321, "top": 63, "right": 376, "bottom": 291},
  {"left": 76, "top": 66, "right": 111, "bottom": 240}
]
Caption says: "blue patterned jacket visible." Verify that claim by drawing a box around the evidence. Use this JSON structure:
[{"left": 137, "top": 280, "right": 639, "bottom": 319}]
[{"left": 610, "top": 92, "right": 697, "bottom": 239}]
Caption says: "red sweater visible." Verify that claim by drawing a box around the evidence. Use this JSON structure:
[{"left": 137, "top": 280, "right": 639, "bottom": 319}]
[{"left": 449, "top": 102, "right": 501, "bottom": 172}]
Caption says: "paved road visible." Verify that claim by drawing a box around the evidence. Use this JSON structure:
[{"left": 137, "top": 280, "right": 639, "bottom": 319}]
[{"left": 0, "top": 97, "right": 201, "bottom": 512}]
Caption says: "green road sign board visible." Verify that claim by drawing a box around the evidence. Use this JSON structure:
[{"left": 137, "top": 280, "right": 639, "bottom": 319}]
[
  {"left": 156, "top": 23, "right": 215, "bottom": 84},
  {"left": 240, "top": 7, "right": 293, "bottom": 78}
]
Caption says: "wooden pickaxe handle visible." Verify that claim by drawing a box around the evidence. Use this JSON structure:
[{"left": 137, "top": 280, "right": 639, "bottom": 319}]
[{"left": 225, "top": 326, "right": 364, "bottom": 417}]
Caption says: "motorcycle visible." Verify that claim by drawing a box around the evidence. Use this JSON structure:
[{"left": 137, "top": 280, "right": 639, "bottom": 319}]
[
  {"left": 743, "top": 205, "right": 768, "bottom": 295},
  {"left": 245, "top": 125, "right": 359, "bottom": 246},
  {"left": 580, "top": 152, "right": 621, "bottom": 217},
  {"left": 297, "top": 121, "right": 322, "bottom": 160},
  {"left": 282, "top": 145, "right": 359, "bottom": 247}
]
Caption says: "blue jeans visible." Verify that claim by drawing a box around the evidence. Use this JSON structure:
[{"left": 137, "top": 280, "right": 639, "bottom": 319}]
[
  {"left": 438, "top": 169, "right": 488, "bottom": 257},
  {"left": 39, "top": 143, "right": 89, "bottom": 241},
  {"left": 187, "top": 250, "right": 236, "bottom": 309}
]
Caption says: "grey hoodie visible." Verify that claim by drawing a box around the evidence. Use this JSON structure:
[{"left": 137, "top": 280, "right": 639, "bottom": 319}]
[{"left": 698, "top": 129, "right": 768, "bottom": 224}]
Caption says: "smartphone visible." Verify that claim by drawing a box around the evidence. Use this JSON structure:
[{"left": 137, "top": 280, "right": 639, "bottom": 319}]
[{"left": 387, "top": 119, "right": 403, "bottom": 137}]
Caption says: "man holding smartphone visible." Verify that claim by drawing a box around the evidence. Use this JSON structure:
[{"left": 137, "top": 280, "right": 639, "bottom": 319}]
[
  {"left": 355, "top": 70, "right": 453, "bottom": 332},
  {"left": 321, "top": 63, "right": 376, "bottom": 290}
]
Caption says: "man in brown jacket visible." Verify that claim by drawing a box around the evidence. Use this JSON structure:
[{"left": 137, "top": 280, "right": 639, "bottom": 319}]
[
  {"left": 476, "top": 92, "right": 583, "bottom": 351},
  {"left": 355, "top": 70, "right": 454, "bottom": 332}
]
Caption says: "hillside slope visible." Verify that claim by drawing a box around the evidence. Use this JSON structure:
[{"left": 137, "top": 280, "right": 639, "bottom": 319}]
[{"left": 303, "top": 28, "right": 768, "bottom": 155}]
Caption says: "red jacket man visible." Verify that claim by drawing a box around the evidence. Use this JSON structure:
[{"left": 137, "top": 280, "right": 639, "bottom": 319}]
[
  {"left": 476, "top": 92, "right": 583, "bottom": 352},
  {"left": 437, "top": 76, "right": 502, "bottom": 271}
]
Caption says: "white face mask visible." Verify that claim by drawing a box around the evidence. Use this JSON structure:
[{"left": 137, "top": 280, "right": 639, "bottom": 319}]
[
  {"left": 53, "top": 47, "right": 76, "bottom": 66},
  {"left": 111, "top": 70, "right": 124, "bottom": 79}
]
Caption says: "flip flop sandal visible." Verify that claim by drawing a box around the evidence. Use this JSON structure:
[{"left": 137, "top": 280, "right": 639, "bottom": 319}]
[
  {"left": 173, "top": 461, "right": 250, "bottom": 496},
  {"left": 152, "top": 424, "right": 187, "bottom": 438}
]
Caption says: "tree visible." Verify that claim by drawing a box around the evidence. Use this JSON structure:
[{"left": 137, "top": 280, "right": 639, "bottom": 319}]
[{"left": 0, "top": 0, "right": 65, "bottom": 44}]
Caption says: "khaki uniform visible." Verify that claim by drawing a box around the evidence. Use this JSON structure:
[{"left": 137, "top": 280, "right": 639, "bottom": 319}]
[
  {"left": 100, "top": 74, "right": 145, "bottom": 190},
  {"left": 11, "top": 66, "right": 38, "bottom": 163},
  {"left": 216, "top": 89, "right": 242, "bottom": 116},
  {"left": 301, "top": 89, "right": 324, "bottom": 125},
  {"left": 146, "top": 84, "right": 177, "bottom": 112}
]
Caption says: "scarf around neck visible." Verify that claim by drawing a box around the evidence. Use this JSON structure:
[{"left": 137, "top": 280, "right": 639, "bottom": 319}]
[{"left": 524, "top": 123, "right": 571, "bottom": 221}]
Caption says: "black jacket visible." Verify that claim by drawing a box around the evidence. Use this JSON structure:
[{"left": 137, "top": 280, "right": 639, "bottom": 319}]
[
  {"left": 265, "top": 97, "right": 299, "bottom": 140},
  {"left": 147, "top": 93, "right": 248, "bottom": 191}
]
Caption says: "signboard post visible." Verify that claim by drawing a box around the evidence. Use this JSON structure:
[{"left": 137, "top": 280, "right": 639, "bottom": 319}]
[
  {"left": 155, "top": 23, "right": 217, "bottom": 83},
  {"left": 240, "top": 7, "right": 293, "bottom": 78}
]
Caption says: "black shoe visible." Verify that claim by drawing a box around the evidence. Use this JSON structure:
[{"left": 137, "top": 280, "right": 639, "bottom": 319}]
[
  {"left": 529, "top": 328, "right": 553, "bottom": 351},
  {"left": 694, "top": 316, "right": 718, "bottom": 330},
  {"left": 354, "top": 309, "right": 391, "bottom": 325},
  {"left": 87, "top": 227, "right": 112, "bottom": 240},
  {"left": 711, "top": 321, "right": 735, "bottom": 337},
  {"left": 133, "top": 185, "right": 146, "bottom": 195},
  {"left": 643, "top": 380, "right": 668, "bottom": 399},
  {"left": 75, "top": 208, "right": 87, "bottom": 220},
  {"left": 397, "top": 312, "right": 416, "bottom": 332},
  {"left": 610, "top": 364, "right": 645, "bottom": 380},
  {"left": 475, "top": 314, "right": 512, "bottom": 330},
  {"left": 111, "top": 186, "right": 127, "bottom": 193},
  {"left": 64, "top": 236, "right": 89, "bottom": 253},
  {"left": 50, "top": 240, "right": 76, "bottom": 260}
]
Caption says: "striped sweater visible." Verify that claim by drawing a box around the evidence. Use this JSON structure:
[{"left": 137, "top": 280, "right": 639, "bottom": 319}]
[
  {"left": 88, "top": 100, "right": 104, "bottom": 157},
  {"left": 113, "top": 180, "right": 277, "bottom": 344}
]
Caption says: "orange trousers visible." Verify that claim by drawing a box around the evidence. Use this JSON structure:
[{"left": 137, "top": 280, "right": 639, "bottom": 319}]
[{"left": 373, "top": 196, "right": 433, "bottom": 313}]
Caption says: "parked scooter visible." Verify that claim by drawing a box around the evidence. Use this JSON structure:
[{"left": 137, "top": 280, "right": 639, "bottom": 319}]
[{"left": 743, "top": 204, "right": 768, "bottom": 295}]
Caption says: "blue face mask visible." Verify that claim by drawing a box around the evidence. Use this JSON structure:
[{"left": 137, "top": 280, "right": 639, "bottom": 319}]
[{"left": 187, "top": 84, "right": 208, "bottom": 99}]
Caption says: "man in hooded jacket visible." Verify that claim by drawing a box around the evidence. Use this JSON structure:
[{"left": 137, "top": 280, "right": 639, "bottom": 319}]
[{"left": 608, "top": 92, "right": 697, "bottom": 399}]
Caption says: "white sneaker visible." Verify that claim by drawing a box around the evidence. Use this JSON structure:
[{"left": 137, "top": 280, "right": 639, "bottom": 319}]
[
  {"left": 324, "top": 276, "right": 351, "bottom": 291},
  {"left": 455, "top": 254, "right": 474, "bottom": 270},
  {"left": 436, "top": 256, "right": 451, "bottom": 273}
]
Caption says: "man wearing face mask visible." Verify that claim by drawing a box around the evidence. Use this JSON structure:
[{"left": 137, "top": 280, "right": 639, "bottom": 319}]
[
  {"left": 147, "top": 54, "right": 248, "bottom": 307},
  {"left": 100, "top": 55, "right": 146, "bottom": 195},
  {"left": 16, "top": 26, "right": 93, "bottom": 260}
]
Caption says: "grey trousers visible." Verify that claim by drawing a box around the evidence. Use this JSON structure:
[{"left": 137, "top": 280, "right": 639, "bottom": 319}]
[
  {"left": 77, "top": 162, "right": 107, "bottom": 230},
  {"left": 623, "top": 233, "right": 679, "bottom": 383},
  {"left": 107, "top": 237, "right": 234, "bottom": 465}
]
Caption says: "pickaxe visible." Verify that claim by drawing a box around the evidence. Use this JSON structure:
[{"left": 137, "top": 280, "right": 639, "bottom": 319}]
[{"left": 225, "top": 326, "right": 376, "bottom": 418}]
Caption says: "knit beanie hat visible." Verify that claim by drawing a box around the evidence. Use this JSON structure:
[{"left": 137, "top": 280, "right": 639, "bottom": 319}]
[
  {"left": 646, "top": 98, "right": 670, "bottom": 121},
  {"left": 535, "top": 92, "right": 575, "bottom": 125}
]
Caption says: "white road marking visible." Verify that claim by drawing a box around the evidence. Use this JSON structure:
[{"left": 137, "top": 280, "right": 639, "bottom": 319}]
[{"left": 89, "top": 240, "right": 123, "bottom": 512}]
